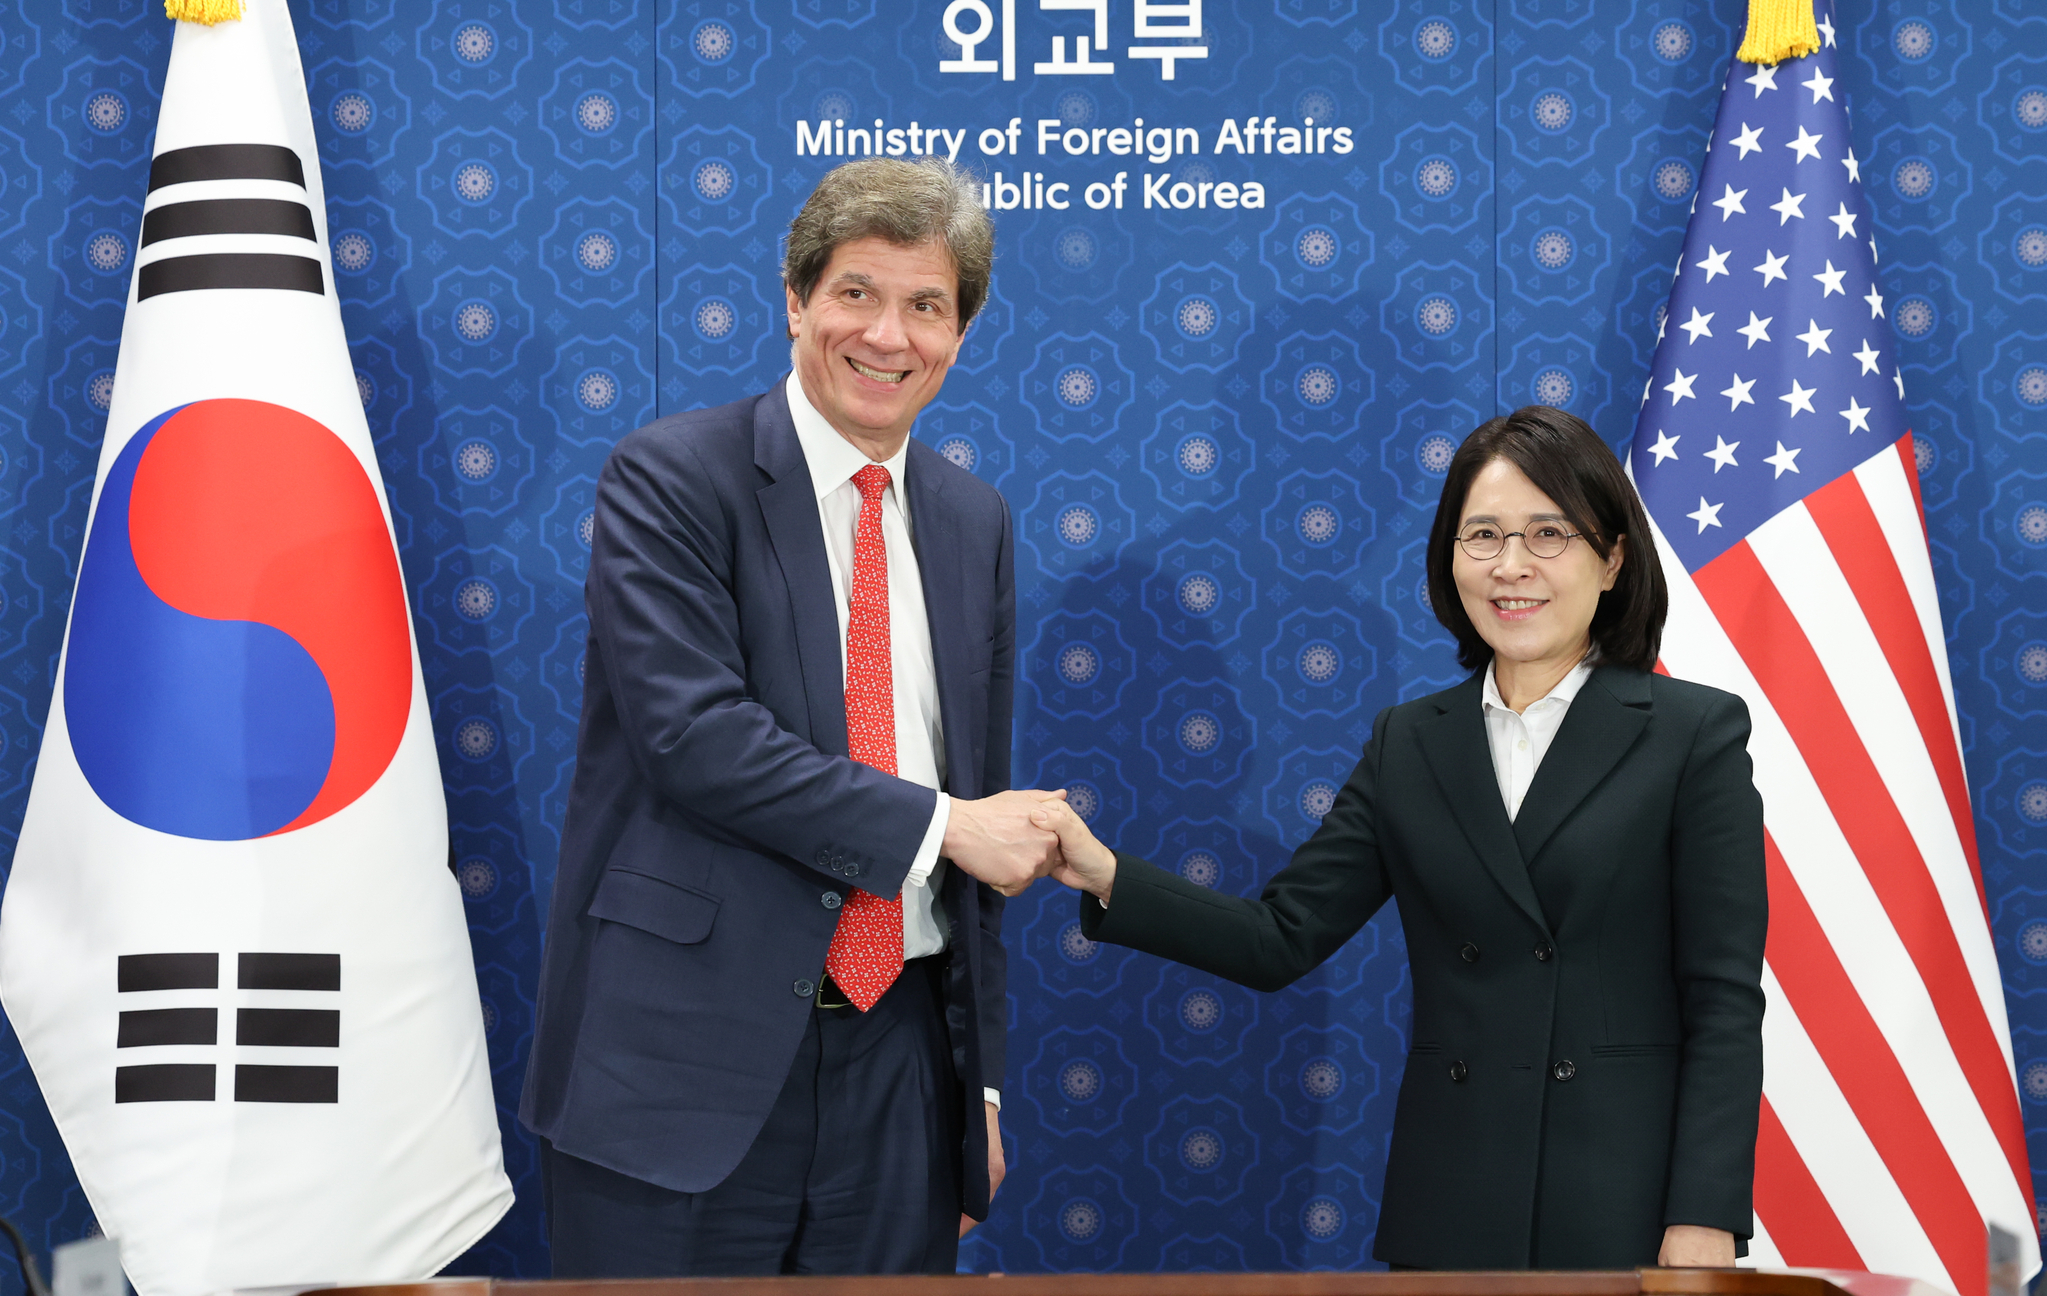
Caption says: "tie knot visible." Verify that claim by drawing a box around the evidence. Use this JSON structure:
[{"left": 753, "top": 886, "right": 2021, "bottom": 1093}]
[{"left": 853, "top": 462, "right": 891, "bottom": 502}]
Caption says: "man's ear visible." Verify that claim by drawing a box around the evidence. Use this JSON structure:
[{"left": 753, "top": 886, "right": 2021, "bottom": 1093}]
[{"left": 785, "top": 282, "right": 804, "bottom": 342}]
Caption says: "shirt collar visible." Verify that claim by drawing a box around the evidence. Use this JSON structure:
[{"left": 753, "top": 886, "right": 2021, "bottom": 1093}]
[
  {"left": 1482, "top": 656, "right": 1597, "bottom": 715},
  {"left": 786, "top": 371, "right": 911, "bottom": 504}
]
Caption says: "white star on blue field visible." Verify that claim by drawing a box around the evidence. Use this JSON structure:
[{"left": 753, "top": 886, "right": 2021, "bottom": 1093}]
[{"left": 1629, "top": 3, "right": 1911, "bottom": 573}]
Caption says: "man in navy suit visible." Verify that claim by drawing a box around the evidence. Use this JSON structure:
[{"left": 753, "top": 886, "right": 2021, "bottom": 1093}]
[{"left": 521, "top": 157, "right": 1058, "bottom": 1275}]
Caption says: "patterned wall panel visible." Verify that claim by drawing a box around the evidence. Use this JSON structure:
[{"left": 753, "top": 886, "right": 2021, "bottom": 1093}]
[{"left": 0, "top": 0, "right": 2040, "bottom": 1282}]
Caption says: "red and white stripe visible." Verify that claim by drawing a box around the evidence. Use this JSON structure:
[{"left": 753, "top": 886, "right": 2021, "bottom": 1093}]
[{"left": 1644, "top": 435, "right": 2037, "bottom": 1296}]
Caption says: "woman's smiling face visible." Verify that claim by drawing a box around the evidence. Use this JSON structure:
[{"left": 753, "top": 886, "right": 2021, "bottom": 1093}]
[{"left": 1452, "top": 456, "right": 1623, "bottom": 672}]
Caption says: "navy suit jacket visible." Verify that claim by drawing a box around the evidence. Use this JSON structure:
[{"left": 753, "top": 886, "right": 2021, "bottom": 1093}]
[{"left": 520, "top": 381, "right": 1016, "bottom": 1217}]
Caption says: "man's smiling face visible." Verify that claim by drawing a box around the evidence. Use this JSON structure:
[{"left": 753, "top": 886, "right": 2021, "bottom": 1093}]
[{"left": 787, "top": 235, "right": 965, "bottom": 458}]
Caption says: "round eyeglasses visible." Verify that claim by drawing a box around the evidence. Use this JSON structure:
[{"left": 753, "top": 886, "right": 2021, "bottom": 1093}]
[{"left": 1455, "top": 523, "right": 1587, "bottom": 561}]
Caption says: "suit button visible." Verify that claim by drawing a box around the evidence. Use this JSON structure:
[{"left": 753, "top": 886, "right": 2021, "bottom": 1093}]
[
  {"left": 1449, "top": 1061, "right": 1468, "bottom": 1083},
  {"left": 1552, "top": 1059, "right": 1576, "bottom": 1082},
  {"left": 816, "top": 850, "right": 831, "bottom": 867},
  {"left": 822, "top": 892, "right": 842, "bottom": 910},
  {"left": 793, "top": 979, "right": 815, "bottom": 998},
  {"left": 844, "top": 862, "right": 862, "bottom": 878},
  {"left": 1533, "top": 941, "right": 1554, "bottom": 962},
  {"left": 1460, "top": 943, "right": 1479, "bottom": 963}
]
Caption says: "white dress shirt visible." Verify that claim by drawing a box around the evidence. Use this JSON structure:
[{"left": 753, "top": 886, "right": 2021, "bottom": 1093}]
[
  {"left": 1481, "top": 658, "right": 1596, "bottom": 822},
  {"left": 787, "top": 376, "right": 1000, "bottom": 1108},
  {"left": 787, "top": 373, "right": 952, "bottom": 944}
]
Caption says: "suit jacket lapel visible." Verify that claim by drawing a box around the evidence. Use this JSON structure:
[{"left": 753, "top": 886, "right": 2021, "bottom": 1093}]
[
  {"left": 1511, "top": 666, "right": 1653, "bottom": 865},
  {"left": 1415, "top": 673, "right": 1551, "bottom": 935},
  {"left": 908, "top": 444, "right": 986, "bottom": 1000},
  {"left": 905, "top": 442, "right": 977, "bottom": 800},
  {"left": 752, "top": 381, "right": 849, "bottom": 757}
]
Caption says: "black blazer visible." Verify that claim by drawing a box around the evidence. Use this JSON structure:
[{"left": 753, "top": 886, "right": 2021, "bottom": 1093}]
[
  {"left": 1081, "top": 666, "right": 1766, "bottom": 1269},
  {"left": 521, "top": 383, "right": 1015, "bottom": 1217}
]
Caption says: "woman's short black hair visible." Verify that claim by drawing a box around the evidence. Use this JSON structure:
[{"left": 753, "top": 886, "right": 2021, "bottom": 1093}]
[{"left": 1425, "top": 405, "right": 1668, "bottom": 673}]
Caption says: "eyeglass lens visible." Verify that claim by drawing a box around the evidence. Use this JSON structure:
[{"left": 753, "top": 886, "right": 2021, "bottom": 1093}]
[{"left": 1458, "top": 527, "right": 1574, "bottom": 560}]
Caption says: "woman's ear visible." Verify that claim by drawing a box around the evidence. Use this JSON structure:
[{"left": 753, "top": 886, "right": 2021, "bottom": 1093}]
[{"left": 1602, "top": 534, "right": 1627, "bottom": 592}]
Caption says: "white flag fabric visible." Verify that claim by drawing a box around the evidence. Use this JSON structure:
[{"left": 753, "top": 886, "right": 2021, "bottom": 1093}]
[{"left": 0, "top": 4, "right": 511, "bottom": 1294}]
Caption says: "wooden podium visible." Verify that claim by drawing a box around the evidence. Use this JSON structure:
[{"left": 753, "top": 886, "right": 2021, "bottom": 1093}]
[{"left": 327, "top": 1271, "right": 1947, "bottom": 1296}]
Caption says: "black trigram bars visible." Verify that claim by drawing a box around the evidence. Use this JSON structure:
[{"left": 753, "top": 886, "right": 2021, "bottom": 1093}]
[
  {"left": 114, "top": 952, "right": 340, "bottom": 1103},
  {"left": 137, "top": 143, "right": 323, "bottom": 302}
]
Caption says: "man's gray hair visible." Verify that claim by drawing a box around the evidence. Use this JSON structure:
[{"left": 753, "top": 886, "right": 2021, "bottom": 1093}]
[{"left": 783, "top": 157, "right": 993, "bottom": 329}]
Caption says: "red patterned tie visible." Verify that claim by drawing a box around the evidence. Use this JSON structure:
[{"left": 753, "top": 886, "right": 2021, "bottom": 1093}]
[{"left": 824, "top": 463, "right": 904, "bottom": 1011}]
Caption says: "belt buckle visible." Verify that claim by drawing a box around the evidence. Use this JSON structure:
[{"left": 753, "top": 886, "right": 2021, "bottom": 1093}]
[{"left": 815, "top": 976, "right": 852, "bottom": 1010}]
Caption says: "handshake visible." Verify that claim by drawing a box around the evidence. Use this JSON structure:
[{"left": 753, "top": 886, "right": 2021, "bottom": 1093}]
[{"left": 939, "top": 788, "right": 1119, "bottom": 901}]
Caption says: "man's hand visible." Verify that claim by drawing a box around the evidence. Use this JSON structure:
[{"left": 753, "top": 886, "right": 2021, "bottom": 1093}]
[
  {"left": 959, "top": 1101, "right": 1004, "bottom": 1238},
  {"left": 944, "top": 790, "right": 1066, "bottom": 896},
  {"left": 1030, "top": 798, "right": 1118, "bottom": 901},
  {"left": 1658, "top": 1224, "right": 1735, "bottom": 1267}
]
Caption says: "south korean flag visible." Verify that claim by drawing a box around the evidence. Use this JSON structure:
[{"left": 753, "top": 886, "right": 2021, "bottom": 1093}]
[{"left": 0, "top": 3, "right": 511, "bottom": 1293}]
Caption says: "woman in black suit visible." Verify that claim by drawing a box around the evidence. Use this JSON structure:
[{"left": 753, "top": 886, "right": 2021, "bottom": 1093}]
[{"left": 1033, "top": 406, "right": 1766, "bottom": 1271}]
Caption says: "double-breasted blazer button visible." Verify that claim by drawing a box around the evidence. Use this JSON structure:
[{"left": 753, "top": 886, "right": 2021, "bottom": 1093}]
[
  {"left": 1551, "top": 1059, "right": 1576, "bottom": 1082},
  {"left": 1460, "top": 943, "right": 1479, "bottom": 963},
  {"left": 1533, "top": 941, "right": 1554, "bottom": 962},
  {"left": 821, "top": 892, "right": 842, "bottom": 910},
  {"left": 793, "top": 979, "right": 816, "bottom": 998},
  {"left": 1449, "top": 1060, "right": 1468, "bottom": 1082}
]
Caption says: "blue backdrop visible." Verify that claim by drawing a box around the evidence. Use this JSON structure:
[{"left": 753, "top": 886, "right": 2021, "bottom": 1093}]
[{"left": 0, "top": 0, "right": 2042, "bottom": 1280}]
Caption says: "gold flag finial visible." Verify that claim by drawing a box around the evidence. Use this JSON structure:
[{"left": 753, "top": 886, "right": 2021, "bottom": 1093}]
[
  {"left": 1736, "top": 0, "right": 1821, "bottom": 65},
  {"left": 164, "top": 0, "right": 245, "bottom": 24}
]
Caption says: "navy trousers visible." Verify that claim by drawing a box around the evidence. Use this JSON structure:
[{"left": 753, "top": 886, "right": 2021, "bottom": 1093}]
[{"left": 542, "top": 955, "right": 965, "bottom": 1276}]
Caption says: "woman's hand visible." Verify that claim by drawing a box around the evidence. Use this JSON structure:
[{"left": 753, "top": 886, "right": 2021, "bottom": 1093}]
[
  {"left": 1658, "top": 1224, "right": 1735, "bottom": 1267},
  {"left": 1029, "top": 799, "right": 1118, "bottom": 902}
]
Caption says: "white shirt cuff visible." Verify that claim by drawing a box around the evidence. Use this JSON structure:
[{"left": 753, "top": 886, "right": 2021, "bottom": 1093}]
[
  {"left": 906, "top": 792, "right": 949, "bottom": 888},
  {"left": 983, "top": 1087, "right": 1001, "bottom": 1110}
]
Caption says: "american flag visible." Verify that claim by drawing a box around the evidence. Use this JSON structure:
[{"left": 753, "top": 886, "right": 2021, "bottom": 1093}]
[{"left": 1626, "top": 8, "right": 2038, "bottom": 1293}]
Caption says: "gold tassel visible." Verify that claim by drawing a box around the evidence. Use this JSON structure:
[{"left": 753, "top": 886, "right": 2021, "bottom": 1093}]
[
  {"left": 1736, "top": 0, "right": 1820, "bottom": 65},
  {"left": 164, "top": 0, "right": 245, "bottom": 24}
]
